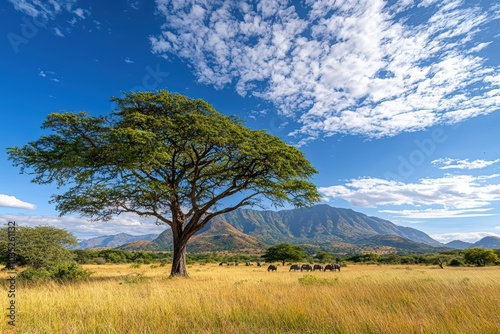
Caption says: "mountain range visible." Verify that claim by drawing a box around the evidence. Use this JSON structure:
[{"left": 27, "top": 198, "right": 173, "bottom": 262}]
[
  {"left": 445, "top": 236, "right": 500, "bottom": 249},
  {"left": 76, "top": 233, "right": 158, "bottom": 249},
  {"left": 76, "top": 205, "right": 500, "bottom": 254},
  {"left": 126, "top": 205, "right": 447, "bottom": 254}
]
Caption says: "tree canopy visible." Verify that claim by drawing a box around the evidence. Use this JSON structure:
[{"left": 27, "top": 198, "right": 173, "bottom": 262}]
[
  {"left": 0, "top": 225, "right": 77, "bottom": 269},
  {"left": 8, "top": 90, "right": 320, "bottom": 277},
  {"left": 262, "top": 243, "right": 308, "bottom": 266},
  {"left": 463, "top": 248, "right": 499, "bottom": 267}
]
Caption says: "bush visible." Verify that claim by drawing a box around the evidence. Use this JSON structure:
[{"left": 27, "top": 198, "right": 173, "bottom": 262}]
[
  {"left": 298, "top": 275, "right": 338, "bottom": 286},
  {"left": 94, "top": 257, "right": 107, "bottom": 265},
  {"left": 18, "top": 267, "right": 52, "bottom": 282},
  {"left": 18, "top": 262, "right": 92, "bottom": 283},
  {"left": 51, "top": 262, "right": 92, "bottom": 282},
  {"left": 448, "top": 258, "right": 463, "bottom": 267}
]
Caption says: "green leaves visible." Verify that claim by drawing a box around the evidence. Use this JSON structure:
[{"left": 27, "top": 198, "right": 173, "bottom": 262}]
[
  {"left": 7, "top": 90, "right": 320, "bottom": 228},
  {"left": 262, "top": 243, "right": 308, "bottom": 264}
]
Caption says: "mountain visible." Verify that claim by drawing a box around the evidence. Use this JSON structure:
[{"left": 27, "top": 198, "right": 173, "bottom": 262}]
[
  {"left": 358, "top": 235, "right": 448, "bottom": 254},
  {"left": 471, "top": 236, "right": 500, "bottom": 248},
  {"left": 77, "top": 233, "right": 159, "bottom": 249},
  {"left": 215, "top": 204, "right": 442, "bottom": 247},
  {"left": 152, "top": 220, "right": 267, "bottom": 252},
  {"left": 444, "top": 237, "right": 500, "bottom": 249},
  {"left": 445, "top": 240, "right": 473, "bottom": 249},
  {"left": 119, "top": 240, "right": 163, "bottom": 251},
  {"left": 146, "top": 204, "right": 443, "bottom": 253}
]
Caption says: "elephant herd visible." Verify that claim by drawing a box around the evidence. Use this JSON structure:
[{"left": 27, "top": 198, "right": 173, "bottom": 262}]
[
  {"left": 218, "top": 261, "right": 341, "bottom": 272},
  {"left": 267, "top": 263, "right": 341, "bottom": 272}
]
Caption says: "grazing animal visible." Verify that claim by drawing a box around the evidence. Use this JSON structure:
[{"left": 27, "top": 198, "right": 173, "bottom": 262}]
[
  {"left": 219, "top": 262, "right": 228, "bottom": 266},
  {"left": 235, "top": 262, "right": 239, "bottom": 266},
  {"left": 301, "top": 264, "right": 313, "bottom": 272},
  {"left": 313, "top": 264, "right": 324, "bottom": 271},
  {"left": 267, "top": 265, "right": 278, "bottom": 272},
  {"left": 245, "top": 262, "right": 252, "bottom": 266},
  {"left": 289, "top": 264, "right": 301, "bottom": 272},
  {"left": 257, "top": 262, "right": 261, "bottom": 267},
  {"left": 324, "top": 264, "right": 334, "bottom": 272},
  {"left": 324, "top": 264, "right": 341, "bottom": 272}
]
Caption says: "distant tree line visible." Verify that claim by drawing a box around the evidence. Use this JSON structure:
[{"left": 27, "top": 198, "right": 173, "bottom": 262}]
[
  {"left": 344, "top": 248, "right": 500, "bottom": 267},
  {"left": 2, "top": 226, "right": 498, "bottom": 285},
  {"left": 72, "top": 249, "right": 263, "bottom": 265}
]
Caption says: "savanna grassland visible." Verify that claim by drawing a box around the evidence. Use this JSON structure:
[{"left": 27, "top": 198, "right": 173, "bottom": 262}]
[{"left": 1, "top": 264, "right": 499, "bottom": 333}]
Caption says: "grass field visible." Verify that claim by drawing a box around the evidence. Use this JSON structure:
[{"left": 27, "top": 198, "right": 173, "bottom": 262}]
[{"left": 1, "top": 263, "right": 499, "bottom": 333}]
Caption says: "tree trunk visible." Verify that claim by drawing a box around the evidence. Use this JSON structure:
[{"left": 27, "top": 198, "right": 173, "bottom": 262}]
[{"left": 170, "top": 234, "right": 189, "bottom": 278}]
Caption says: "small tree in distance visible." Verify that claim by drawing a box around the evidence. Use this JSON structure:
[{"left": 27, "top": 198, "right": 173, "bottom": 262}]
[
  {"left": 8, "top": 90, "right": 321, "bottom": 277},
  {"left": 262, "top": 243, "right": 308, "bottom": 266},
  {"left": 0, "top": 226, "right": 77, "bottom": 269},
  {"left": 463, "top": 248, "right": 499, "bottom": 266}
]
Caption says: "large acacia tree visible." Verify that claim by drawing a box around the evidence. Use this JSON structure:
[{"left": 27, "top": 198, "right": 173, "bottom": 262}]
[{"left": 8, "top": 90, "right": 320, "bottom": 277}]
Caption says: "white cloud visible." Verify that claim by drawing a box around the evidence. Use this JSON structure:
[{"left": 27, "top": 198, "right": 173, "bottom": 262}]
[
  {"left": 53, "top": 27, "right": 65, "bottom": 37},
  {"left": 431, "top": 232, "right": 500, "bottom": 243},
  {"left": 8, "top": 0, "right": 78, "bottom": 20},
  {"left": 8, "top": 0, "right": 92, "bottom": 32},
  {"left": 380, "top": 208, "right": 497, "bottom": 219},
  {"left": 73, "top": 7, "right": 88, "bottom": 19},
  {"left": 151, "top": 0, "right": 500, "bottom": 141},
  {"left": 0, "top": 213, "right": 166, "bottom": 239},
  {"left": 38, "top": 69, "right": 61, "bottom": 83},
  {"left": 319, "top": 174, "right": 500, "bottom": 218},
  {"left": 432, "top": 158, "right": 500, "bottom": 170},
  {"left": 124, "top": 57, "right": 135, "bottom": 64},
  {"left": 0, "top": 194, "right": 36, "bottom": 210}
]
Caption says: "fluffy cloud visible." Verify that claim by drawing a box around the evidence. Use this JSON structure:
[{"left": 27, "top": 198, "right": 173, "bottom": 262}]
[
  {"left": 151, "top": 0, "right": 500, "bottom": 141},
  {"left": 0, "top": 194, "right": 36, "bottom": 210},
  {"left": 431, "top": 158, "right": 500, "bottom": 170},
  {"left": 431, "top": 232, "right": 500, "bottom": 243},
  {"left": 319, "top": 174, "right": 500, "bottom": 218}
]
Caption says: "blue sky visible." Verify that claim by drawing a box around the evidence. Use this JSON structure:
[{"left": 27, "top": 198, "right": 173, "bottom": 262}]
[{"left": 1, "top": 0, "right": 499, "bottom": 243}]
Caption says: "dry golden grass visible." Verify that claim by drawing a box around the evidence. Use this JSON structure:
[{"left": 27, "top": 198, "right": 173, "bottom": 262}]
[{"left": 1, "top": 263, "right": 499, "bottom": 333}]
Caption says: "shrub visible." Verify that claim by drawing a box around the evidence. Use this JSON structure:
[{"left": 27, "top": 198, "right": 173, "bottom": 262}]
[
  {"left": 51, "top": 262, "right": 92, "bottom": 282},
  {"left": 298, "top": 275, "right": 338, "bottom": 286},
  {"left": 18, "top": 262, "right": 92, "bottom": 283},
  {"left": 94, "top": 257, "right": 107, "bottom": 265},
  {"left": 18, "top": 267, "right": 52, "bottom": 282},
  {"left": 448, "top": 258, "right": 463, "bottom": 267}
]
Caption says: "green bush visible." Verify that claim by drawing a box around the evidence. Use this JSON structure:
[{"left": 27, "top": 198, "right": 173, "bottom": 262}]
[
  {"left": 51, "top": 262, "right": 92, "bottom": 282},
  {"left": 448, "top": 258, "right": 463, "bottom": 267},
  {"left": 18, "top": 262, "right": 91, "bottom": 283},
  {"left": 18, "top": 267, "right": 52, "bottom": 282},
  {"left": 298, "top": 275, "right": 338, "bottom": 286},
  {"left": 94, "top": 257, "right": 107, "bottom": 265}
]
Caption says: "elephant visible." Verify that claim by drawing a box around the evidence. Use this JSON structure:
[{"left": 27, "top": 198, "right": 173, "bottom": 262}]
[
  {"left": 313, "top": 264, "right": 324, "bottom": 271},
  {"left": 267, "top": 264, "right": 278, "bottom": 272},
  {"left": 289, "top": 264, "right": 301, "bottom": 271},
  {"left": 324, "top": 264, "right": 341, "bottom": 272},
  {"left": 301, "top": 264, "right": 313, "bottom": 272}
]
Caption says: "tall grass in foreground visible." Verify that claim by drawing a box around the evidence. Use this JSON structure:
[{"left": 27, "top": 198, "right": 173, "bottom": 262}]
[{"left": 1, "top": 264, "right": 499, "bottom": 333}]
